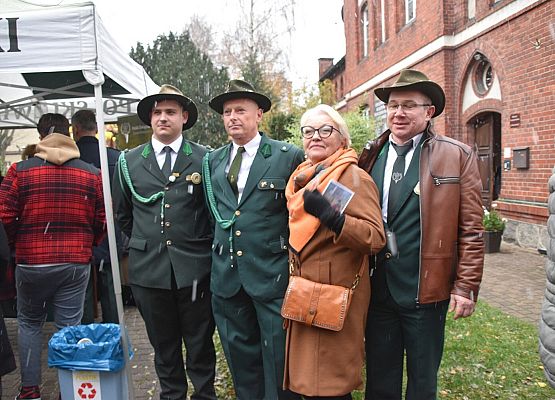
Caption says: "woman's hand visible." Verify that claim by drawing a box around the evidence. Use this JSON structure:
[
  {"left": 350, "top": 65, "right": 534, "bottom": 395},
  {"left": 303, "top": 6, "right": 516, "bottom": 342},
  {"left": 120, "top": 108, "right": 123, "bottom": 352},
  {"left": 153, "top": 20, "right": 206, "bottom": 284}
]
[{"left": 303, "top": 190, "right": 345, "bottom": 235}]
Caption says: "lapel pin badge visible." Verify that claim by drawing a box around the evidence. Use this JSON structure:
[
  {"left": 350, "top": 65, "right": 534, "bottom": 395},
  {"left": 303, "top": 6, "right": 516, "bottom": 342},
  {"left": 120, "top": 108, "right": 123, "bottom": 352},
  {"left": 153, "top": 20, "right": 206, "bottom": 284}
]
[
  {"left": 190, "top": 172, "right": 202, "bottom": 185},
  {"left": 413, "top": 182, "right": 420, "bottom": 195}
]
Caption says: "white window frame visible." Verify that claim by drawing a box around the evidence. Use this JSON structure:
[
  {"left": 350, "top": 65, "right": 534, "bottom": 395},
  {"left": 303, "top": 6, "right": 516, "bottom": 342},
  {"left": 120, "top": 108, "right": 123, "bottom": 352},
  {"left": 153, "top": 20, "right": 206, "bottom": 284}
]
[
  {"left": 380, "top": 0, "right": 386, "bottom": 43},
  {"left": 361, "top": 3, "right": 369, "bottom": 58},
  {"left": 405, "top": 0, "right": 416, "bottom": 24},
  {"left": 467, "top": 0, "right": 476, "bottom": 19}
]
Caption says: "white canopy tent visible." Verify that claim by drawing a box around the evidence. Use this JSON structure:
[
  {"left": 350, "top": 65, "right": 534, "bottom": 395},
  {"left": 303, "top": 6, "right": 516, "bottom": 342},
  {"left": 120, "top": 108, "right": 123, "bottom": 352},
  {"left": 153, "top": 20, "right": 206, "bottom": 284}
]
[
  {"left": 0, "top": 2, "right": 159, "bottom": 397},
  {"left": 0, "top": 0, "right": 158, "bottom": 127}
]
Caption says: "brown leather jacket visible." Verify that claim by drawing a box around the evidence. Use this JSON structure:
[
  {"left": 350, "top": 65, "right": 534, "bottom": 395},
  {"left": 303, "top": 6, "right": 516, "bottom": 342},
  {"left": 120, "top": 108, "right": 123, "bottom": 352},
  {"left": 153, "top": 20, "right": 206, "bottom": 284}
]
[{"left": 359, "top": 126, "right": 484, "bottom": 303}]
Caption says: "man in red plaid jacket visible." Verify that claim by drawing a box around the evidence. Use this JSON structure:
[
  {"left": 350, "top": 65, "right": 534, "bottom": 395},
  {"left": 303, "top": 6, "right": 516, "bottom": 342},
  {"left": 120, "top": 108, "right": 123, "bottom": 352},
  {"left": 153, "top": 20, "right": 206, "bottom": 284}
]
[{"left": 0, "top": 113, "right": 106, "bottom": 400}]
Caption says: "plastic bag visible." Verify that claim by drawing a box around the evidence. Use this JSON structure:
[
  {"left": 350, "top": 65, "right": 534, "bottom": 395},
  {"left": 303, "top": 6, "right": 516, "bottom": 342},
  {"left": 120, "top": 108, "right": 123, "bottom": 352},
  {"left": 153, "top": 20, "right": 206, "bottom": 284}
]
[{"left": 48, "top": 323, "right": 132, "bottom": 372}]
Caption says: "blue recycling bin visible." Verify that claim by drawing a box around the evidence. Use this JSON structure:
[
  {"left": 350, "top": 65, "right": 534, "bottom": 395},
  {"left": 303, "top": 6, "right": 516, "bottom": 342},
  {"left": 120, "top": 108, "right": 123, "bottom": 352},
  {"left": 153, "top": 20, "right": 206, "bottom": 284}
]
[{"left": 48, "top": 323, "right": 132, "bottom": 400}]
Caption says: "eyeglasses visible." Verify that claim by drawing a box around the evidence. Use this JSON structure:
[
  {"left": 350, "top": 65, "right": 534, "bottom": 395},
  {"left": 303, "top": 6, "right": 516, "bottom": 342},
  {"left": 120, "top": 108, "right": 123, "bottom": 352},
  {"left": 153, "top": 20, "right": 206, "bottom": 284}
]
[
  {"left": 300, "top": 125, "right": 342, "bottom": 139},
  {"left": 386, "top": 101, "right": 431, "bottom": 112}
]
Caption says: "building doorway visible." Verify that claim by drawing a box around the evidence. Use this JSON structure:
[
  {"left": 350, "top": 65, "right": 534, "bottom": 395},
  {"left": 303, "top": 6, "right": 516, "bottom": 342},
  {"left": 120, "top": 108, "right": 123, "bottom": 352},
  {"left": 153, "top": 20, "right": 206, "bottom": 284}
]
[{"left": 472, "top": 112, "right": 502, "bottom": 208}]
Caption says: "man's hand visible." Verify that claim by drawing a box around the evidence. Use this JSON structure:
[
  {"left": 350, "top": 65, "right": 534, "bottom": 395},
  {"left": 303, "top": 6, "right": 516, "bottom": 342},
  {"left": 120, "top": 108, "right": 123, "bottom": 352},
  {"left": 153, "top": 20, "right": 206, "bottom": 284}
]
[{"left": 448, "top": 294, "right": 476, "bottom": 320}]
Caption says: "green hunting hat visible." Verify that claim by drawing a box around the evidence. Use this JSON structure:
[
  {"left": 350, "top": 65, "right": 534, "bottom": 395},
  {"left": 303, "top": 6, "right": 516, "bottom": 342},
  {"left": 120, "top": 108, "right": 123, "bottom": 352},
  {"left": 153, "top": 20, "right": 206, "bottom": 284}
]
[
  {"left": 375, "top": 69, "right": 445, "bottom": 117},
  {"left": 209, "top": 79, "right": 272, "bottom": 114},
  {"left": 137, "top": 84, "right": 198, "bottom": 130}
]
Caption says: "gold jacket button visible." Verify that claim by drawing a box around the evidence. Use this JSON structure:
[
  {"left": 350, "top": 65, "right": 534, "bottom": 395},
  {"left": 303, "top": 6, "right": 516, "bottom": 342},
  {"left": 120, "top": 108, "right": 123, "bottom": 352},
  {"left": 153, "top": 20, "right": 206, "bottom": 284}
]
[
  {"left": 166, "top": 240, "right": 172, "bottom": 246},
  {"left": 235, "top": 230, "right": 241, "bottom": 236},
  {"left": 235, "top": 210, "right": 241, "bottom": 216},
  {"left": 165, "top": 222, "right": 171, "bottom": 227},
  {"left": 385, "top": 252, "right": 392, "bottom": 259},
  {"left": 237, "top": 250, "right": 243, "bottom": 256},
  {"left": 164, "top": 203, "right": 171, "bottom": 208}
]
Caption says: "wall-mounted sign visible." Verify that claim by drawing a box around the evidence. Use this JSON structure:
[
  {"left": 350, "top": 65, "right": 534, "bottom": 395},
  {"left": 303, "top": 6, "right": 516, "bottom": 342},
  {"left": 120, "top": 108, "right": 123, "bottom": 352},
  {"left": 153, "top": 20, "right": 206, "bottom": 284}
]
[{"left": 510, "top": 113, "right": 520, "bottom": 128}]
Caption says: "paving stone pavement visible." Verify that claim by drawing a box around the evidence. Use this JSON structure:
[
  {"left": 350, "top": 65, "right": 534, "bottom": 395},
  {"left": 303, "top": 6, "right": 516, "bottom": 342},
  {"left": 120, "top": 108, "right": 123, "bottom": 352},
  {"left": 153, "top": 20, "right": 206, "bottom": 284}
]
[
  {"left": 480, "top": 241, "right": 547, "bottom": 325},
  {"left": 1, "top": 241, "right": 548, "bottom": 400}
]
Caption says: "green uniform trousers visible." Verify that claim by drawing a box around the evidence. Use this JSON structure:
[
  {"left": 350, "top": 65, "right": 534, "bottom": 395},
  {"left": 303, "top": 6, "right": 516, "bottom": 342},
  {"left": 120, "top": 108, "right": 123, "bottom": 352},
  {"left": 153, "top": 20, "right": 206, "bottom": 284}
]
[
  {"left": 365, "top": 289, "right": 449, "bottom": 400},
  {"left": 212, "top": 288, "right": 300, "bottom": 400},
  {"left": 132, "top": 276, "right": 216, "bottom": 400}
]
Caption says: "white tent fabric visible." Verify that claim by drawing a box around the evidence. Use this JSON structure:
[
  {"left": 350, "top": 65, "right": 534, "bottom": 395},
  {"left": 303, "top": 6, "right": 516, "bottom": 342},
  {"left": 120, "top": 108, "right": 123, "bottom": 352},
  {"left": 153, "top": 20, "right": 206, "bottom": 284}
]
[
  {"left": 0, "top": 0, "right": 159, "bottom": 128},
  {"left": 0, "top": 2, "right": 157, "bottom": 397}
]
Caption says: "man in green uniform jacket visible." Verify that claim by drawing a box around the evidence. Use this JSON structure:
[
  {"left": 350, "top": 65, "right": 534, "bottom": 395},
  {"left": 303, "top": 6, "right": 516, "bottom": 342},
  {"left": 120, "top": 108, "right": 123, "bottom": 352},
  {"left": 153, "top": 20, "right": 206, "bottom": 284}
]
[
  {"left": 203, "top": 80, "right": 304, "bottom": 399},
  {"left": 113, "top": 85, "right": 216, "bottom": 400}
]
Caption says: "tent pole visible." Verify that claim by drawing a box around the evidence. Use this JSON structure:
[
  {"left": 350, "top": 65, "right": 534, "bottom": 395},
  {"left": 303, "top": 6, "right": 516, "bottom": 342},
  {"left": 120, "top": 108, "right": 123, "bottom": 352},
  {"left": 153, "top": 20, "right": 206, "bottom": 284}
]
[{"left": 94, "top": 84, "right": 135, "bottom": 400}]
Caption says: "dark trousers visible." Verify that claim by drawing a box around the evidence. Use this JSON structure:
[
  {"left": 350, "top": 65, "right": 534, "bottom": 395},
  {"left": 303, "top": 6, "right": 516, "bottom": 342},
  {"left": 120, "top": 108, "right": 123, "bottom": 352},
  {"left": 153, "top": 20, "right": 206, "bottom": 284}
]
[
  {"left": 82, "top": 263, "right": 118, "bottom": 323},
  {"left": 212, "top": 288, "right": 300, "bottom": 400},
  {"left": 132, "top": 275, "right": 216, "bottom": 400},
  {"left": 365, "top": 292, "right": 449, "bottom": 400},
  {"left": 0, "top": 310, "right": 16, "bottom": 376}
]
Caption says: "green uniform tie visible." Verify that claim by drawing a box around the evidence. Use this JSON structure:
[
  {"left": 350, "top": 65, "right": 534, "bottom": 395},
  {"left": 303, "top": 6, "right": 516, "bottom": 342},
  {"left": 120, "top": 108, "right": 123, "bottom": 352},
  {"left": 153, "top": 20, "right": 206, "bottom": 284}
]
[
  {"left": 388, "top": 140, "right": 412, "bottom": 221},
  {"left": 161, "top": 146, "right": 172, "bottom": 178},
  {"left": 228, "top": 146, "right": 245, "bottom": 198}
]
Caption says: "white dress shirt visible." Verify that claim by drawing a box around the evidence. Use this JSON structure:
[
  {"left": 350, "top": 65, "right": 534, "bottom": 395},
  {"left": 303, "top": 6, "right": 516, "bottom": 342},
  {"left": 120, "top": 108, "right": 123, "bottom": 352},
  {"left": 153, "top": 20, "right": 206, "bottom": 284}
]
[
  {"left": 225, "top": 133, "right": 262, "bottom": 202},
  {"left": 382, "top": 133, "right": 423, "bottom": 222},
  {"left": 151, "top": 135, "right": 183, "bottom": 172}
]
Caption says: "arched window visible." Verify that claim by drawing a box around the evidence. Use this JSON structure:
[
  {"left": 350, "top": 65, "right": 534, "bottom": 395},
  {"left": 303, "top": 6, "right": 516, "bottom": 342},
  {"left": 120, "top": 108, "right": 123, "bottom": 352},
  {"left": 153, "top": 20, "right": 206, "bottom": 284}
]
[
  {"left": 473, "top": 53, "right": 494, "bottom": 96},
  {"left": 360, "top": 3, "right": 369, "bottom": 58}
]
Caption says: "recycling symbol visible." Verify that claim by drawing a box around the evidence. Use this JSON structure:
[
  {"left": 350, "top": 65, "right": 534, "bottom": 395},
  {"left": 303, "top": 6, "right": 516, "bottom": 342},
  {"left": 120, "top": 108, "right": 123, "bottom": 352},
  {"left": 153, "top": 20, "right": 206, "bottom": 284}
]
[{"left": 77, "top": 382, "right": 97, "bottom": 399}]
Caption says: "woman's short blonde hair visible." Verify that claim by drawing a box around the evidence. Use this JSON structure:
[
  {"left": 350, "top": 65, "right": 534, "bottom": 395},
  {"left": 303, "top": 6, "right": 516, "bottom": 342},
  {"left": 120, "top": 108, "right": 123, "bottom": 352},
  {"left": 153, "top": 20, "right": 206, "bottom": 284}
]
[{"left": 300, "top": 104, "right": 351, "bottom": 147}]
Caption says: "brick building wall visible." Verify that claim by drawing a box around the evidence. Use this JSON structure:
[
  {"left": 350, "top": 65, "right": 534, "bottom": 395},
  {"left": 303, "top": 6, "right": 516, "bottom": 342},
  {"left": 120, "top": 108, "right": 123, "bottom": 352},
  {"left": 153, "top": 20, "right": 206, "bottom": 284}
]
[{"left": 321, "top": 0, "right": 554, "bottom": 249}]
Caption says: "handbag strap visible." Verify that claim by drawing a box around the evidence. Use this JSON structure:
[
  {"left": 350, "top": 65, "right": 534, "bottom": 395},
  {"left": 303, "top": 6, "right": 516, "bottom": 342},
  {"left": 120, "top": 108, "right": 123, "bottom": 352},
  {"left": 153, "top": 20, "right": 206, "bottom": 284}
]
[{"left": 289, "top": 255, "right": 365, "bottom": 291}]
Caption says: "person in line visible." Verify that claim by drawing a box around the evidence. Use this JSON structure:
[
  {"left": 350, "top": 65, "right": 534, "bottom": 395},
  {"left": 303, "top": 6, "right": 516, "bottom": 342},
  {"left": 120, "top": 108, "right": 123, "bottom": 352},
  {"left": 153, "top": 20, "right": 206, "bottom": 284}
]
[
  {"left": 72, "top": 109, "right": 122, "bottom": 324},
  {"left": 283, "top": 104, "right": 385, "bottom": 399},
  {"left": 113, "top": 85, "right": 217, "bottom": 399},
  {"left": 204, "top": 79, "right": 304, "bottom": 399},
  {"left": 0, "top": 221, "right": 16, "bottom": 398},
  {"left": 358, "top": 69, "right": 484, "bottom": 400},
  {"left": 0, "top": 113, "right": 105, "bottom": 400}
]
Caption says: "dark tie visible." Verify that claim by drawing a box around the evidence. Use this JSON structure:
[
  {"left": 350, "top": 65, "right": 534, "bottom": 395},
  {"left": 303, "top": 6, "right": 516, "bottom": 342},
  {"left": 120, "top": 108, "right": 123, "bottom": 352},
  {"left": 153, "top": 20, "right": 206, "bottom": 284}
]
[
  {"left": 228, "top": 146, "right": 245, "bottom": 198},
  {"left": 388, "top": 140, "right": 413, "bottom": 219},
  {"left": 161, "top": 146, "right": 172, "bottom": 178}
]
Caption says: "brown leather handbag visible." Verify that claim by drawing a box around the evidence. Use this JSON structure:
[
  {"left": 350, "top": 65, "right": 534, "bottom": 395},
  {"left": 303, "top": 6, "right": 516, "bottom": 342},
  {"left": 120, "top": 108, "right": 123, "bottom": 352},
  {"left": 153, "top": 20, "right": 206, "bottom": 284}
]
[{"left": 281, "top": 259, "right": 364, "bottom": 331}]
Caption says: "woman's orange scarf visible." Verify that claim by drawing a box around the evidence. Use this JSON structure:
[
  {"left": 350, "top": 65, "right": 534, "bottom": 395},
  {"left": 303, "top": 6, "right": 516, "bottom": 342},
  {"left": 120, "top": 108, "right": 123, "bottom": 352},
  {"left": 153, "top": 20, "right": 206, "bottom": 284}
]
[{"left": 286, "top": 147, "right": 358, "bottom": 253}]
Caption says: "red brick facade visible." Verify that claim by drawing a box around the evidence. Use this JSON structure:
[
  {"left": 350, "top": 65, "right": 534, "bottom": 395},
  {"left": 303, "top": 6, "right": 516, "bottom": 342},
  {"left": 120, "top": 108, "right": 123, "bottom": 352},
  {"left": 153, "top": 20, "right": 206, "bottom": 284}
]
[{"left": 320, "top": 0, "right": 554, "bottom": 238}]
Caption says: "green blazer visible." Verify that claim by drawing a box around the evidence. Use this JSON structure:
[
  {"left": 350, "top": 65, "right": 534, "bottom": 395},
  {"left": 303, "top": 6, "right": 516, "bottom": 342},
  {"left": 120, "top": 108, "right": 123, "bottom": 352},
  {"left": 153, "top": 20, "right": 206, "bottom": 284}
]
[
  {"left": 371, "top": 138, "right": 423, "bottom": 307},
  {"left": 113, "top": 138, "right": 213, "bottom": 290},
  {"left": 205, "top": 133, "right": 304, "bottom": 301}
]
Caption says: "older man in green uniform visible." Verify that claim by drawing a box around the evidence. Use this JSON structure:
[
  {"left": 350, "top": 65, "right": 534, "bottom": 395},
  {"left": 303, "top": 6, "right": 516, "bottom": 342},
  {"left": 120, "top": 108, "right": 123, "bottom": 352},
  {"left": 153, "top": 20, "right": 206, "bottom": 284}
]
[
  {"left": 359, "top": 70, "right": 484, "bottom": 400},
  {"left": 203, "top": 80, "right": 304, "bottom": 399},
  {"left": 113, "top": 85, "right": 216, "bottom": 400}
]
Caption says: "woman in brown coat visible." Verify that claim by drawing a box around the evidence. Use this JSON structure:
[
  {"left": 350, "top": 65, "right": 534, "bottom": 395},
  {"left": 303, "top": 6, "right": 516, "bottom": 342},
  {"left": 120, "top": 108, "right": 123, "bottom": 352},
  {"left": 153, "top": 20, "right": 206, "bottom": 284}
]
[{"left": 284, "top": 104, "right": 385, "bottom": 398}]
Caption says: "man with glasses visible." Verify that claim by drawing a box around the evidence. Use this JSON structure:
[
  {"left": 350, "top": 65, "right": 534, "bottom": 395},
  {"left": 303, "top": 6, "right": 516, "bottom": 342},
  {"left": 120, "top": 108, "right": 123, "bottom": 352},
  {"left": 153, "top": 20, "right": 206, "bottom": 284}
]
[
  {"left": 204, "top": 79, "right": 303, "bottom": 399},
  {"left": 358, "top": 69, "right": 484, "bottom": 400}
]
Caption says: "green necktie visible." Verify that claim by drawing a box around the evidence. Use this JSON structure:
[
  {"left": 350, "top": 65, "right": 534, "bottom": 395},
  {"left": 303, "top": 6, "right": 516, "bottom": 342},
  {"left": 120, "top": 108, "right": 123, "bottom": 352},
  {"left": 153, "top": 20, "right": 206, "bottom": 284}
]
[
  {"left": 388, "top": 140, "right": 413, "bottom": 221},
  {"left": 228, "top": 146, "right": 245, "bottom": 198},
  {"left": 161, "top": 146, "right": 172, "bottom": 178}
]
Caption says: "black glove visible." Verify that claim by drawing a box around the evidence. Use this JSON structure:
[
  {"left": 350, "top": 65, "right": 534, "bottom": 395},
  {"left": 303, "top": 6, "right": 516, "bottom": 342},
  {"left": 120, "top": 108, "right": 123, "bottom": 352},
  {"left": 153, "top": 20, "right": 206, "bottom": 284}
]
[{"left": 303, "top": 189, "right": 345, "bottom": 235}]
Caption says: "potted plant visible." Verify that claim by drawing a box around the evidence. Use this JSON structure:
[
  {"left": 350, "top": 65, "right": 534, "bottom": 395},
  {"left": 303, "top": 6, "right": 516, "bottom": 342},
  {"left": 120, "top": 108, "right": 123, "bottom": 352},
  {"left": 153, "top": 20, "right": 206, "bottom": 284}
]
[{"left": 483, "top": 203, "right": 506, "bottom": 253}]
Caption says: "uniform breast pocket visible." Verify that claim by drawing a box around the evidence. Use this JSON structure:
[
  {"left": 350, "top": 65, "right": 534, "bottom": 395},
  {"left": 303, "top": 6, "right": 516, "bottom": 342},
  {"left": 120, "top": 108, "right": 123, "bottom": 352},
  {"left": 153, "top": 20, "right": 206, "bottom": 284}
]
[{"left": 257, "top": 178, "right": 287, "bottom": 201}]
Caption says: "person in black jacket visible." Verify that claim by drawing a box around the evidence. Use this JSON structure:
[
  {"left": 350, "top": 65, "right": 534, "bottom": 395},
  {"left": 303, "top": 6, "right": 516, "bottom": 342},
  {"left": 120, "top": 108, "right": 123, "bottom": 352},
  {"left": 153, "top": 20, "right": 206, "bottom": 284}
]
[
  {"left": 0, "top": 221, "right": 17, "bottom": 397},
  {"left": 72, "top": 109, "right": 122, "bottom": 323}
]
